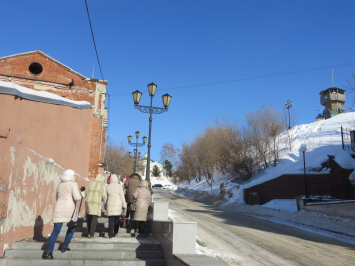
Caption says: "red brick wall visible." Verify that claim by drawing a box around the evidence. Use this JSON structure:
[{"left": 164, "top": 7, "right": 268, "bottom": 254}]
[
  {"left": 0, "top": 51, "right": 101, "bottom": 89},
  {"left": 88, "top": 116, "right": 105, "bottom": 179},
  {"left": 244, "top": 170, "right": 352, "bottom": 205}
]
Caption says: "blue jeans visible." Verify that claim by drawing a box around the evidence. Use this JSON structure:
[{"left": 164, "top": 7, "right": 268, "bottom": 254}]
[{"left": 47, "top": 223, "right": 75, "bottom": 253}]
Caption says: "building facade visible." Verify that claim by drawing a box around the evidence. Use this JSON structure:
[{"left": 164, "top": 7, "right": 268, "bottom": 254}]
[
  {"left": 0, "top": 80, "right": 93, "bottom": 256},
  {"left": 0, "top": 51, "right": 108, "bottom": 178},
  {"left": 136, "top": 153, "right": 166, "bottom": 178}
]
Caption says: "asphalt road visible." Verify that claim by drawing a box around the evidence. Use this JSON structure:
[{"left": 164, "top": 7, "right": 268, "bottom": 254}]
[{"left": 152, "top": 189, "right": 355, "bottom": 266}]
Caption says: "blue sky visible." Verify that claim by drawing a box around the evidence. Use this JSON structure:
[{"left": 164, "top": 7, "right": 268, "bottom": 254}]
[{"left": 2, "top": 1, "right": 355, "bottom": 164}]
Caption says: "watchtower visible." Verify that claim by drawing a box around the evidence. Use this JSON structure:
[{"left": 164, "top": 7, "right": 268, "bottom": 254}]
[{"left": 320, "top": 87, "right": 346, "bottom": 119}]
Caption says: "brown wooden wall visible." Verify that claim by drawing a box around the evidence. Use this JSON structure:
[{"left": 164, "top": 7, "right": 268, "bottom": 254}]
[{"left": 244, "top": 169, "right": 353, "bottom": 205}]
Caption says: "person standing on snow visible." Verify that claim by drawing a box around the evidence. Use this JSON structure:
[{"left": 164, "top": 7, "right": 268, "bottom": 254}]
[
  {"left": 105, "top": 174, "right": 127, "bottom": 238},
  {"left": 42, "top": 169, "right": 85, "bottom": 259},
  {"left": 85, "top": 173, "right": 107, "bottom": 238}
]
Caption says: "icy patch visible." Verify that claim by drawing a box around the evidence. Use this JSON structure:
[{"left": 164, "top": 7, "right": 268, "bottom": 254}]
[{"left": 196, "top": 242, "right": 242, "bottom": 266}]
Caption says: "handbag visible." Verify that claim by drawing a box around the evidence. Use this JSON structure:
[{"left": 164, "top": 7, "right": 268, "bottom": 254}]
[
  {"left": 129, "top": 200, "right": 137, "bottom": 212},
  {"left": 120, "top": 216, "right": 126, "bottom": 228},
  {"left": 67, "top": 198, "right": 83, "bottom": 228}
]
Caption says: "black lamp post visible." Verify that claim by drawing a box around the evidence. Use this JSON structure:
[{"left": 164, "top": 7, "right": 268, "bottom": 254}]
[
  {"left": 132, "top": 83, "right": 172, "bottom": 185},
  {"left": 301, "top": 145, "right": 307, "bottom": 197},
  {"left": 128, "top": 131, "right": 146, "bottom": 173},
  {"left": 285, "top": 100, "right": 293, "bottom": 129}
]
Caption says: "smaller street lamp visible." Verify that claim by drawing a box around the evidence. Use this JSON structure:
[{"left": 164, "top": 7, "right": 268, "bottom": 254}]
[
  {"left": 127, "top": 131, "right": 147, "bottom": 173},
  {"left": 300, "top": 144, "right": 307, "bottom": 197},
  {"left": 285, "top": 100, "right": 293, "bottom": 129}
]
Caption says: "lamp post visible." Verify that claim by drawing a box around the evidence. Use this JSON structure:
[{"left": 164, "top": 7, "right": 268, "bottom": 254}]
[
  {"left": 285, "top": 100, "right": 293, "bottom": 129},
  {"left": 300, "top": 144, "right": 307, "bottom": 197},
  {"left": 128, "top": 149, "right": 142, "bottom": 173},
  {"left": 127, "top": 131, "right": 147, "bottom": 173},
  {"left": 132, "top": 82, "right": 172, "bottom": 185}
]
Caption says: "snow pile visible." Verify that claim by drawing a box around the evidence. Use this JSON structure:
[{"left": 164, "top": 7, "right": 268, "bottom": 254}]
[
  {"left": 178, "top": 113, "right": 355, "bottom": 209},
  {"left": 196, "top": 242, "right": 241, "bottom": 266},
  {"left": 261, "top": 199, "right": 298, "bottom": 212}
]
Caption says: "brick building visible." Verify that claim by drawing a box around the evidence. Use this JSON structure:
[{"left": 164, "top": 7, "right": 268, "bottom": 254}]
[{"left": 0, "top": 51, "right": 108, "bottom": 178}]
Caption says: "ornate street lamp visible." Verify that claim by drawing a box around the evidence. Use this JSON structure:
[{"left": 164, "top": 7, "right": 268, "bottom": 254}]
[
  {"left": 127, "top": 131, "right": 147, "bottom": 172},
  {"left": 300, "top": 144, "right": 307, "bottom": 197},
  {"left": 132, "top": 82, "right": 172, "bottom": 185},
  {"left": 285, "top": 100, "right": 293, "bottom": 129}
]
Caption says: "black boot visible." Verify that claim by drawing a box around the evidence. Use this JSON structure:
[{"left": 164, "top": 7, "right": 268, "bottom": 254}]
[
  {"left": 42, "top": 251, "right": 53, "bottom": 259},
  {"left": 61, "top": 248, "right": 70, "bottom": 253}
]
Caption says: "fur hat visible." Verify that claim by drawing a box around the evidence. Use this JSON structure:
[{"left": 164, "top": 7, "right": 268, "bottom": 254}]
[
  {"left": 130, "top": 173, "right": 142, "bottom": 180},
  {"left": 61, "top": 169, "right": 76, "bottom": 182}
]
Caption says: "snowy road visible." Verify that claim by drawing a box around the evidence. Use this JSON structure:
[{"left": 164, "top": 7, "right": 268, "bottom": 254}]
[{"left": 153, "top": 189, "right": 355, "bottom": 266}]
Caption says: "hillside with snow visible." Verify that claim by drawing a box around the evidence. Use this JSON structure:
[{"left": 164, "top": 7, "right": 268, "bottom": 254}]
[{"left": 178, "top": 112, "right": 355, "bottom": 206}]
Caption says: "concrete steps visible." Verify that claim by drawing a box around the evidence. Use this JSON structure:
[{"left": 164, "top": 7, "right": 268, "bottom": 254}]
[
  {"left": 4, "top": 249, "right": 164, "bottom": 260},
  {"left": 0, "top": 213, "right": 166, "bottom": 266},
  {"left": 12, "top": 242, "right": 163, "bottom": 251},
  {"left": 59, "top": 231, "right": 151, "bottom": 238},
  {"left": 0, "top": 258, "right": 166, "bottom": 266}
]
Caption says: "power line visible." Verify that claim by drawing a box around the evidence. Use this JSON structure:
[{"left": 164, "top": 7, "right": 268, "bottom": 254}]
[
  {"left": 84, "top": 0, "right": 105, "bottom": 84},
  {"left": 110, "top": 62, "right": 355, "bottom": 96},
  {"left": 84, "top": 0, "right": 111, "bottom": 146}
]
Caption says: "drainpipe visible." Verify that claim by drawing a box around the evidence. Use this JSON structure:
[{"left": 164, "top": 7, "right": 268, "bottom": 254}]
[{"left": 98, "top": 93, "right": 106, "bottom": 162}]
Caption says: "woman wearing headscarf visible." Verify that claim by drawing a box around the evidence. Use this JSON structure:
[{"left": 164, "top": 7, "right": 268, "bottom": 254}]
[
  {"left": 132, "top": 180, "right": 151, "bottom": 233},
  {"left": 42, "top": 170, "right": 85, "bottom": 259},
  {"left": 105, "top": 174, "right": 127, "bottom": 238},
  {"left": 85, "top": 173, "right": 107, "bottom": 238},
  {"left": 124, "top": 173, "right": 141, "bottom": 219}
]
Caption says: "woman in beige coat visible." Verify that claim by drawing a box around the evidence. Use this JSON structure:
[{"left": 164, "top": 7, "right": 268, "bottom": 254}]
[
  {"left": 133, "top": 180, "right": 151, "bottom": 233},
  {"left": 85, "top": 174, "right": 107, "bottom": 238},
  {"left": 43, "top": 170, "right": 85, "bottom": 259},
  {"left": 106, "top": 174, "right": 127, "bottom": 238}
]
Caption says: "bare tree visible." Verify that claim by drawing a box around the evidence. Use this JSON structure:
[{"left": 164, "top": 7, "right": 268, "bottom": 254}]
[
  {"left": 243, "top": 106, "right": 283, "bottom": 168},
  {"left": 104, "top": 139, "right": 133, "bottom": 177},
  {"left": 160, "top": 143, "right": 181, "bottom": 169},
  {"left": 177, "top": 107, "right": 284, "bottom": 186}
]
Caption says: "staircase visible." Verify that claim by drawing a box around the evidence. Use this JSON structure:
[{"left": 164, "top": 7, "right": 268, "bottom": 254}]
[{"left": 0, "top": 212, "right": 166, "bottom": 266}]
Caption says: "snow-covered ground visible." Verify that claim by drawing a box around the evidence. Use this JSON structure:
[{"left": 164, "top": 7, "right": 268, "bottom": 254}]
[
  {"left": 178, "top": 112, "right": 355, "bottom": 208},
  {"left": 150, "top": 176, "right": 178, "bottom": 190}
]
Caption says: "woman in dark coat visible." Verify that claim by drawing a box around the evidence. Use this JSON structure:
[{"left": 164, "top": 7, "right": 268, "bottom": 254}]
[{"left": 124, "top": 173, "right": 141, "bottom": 219}]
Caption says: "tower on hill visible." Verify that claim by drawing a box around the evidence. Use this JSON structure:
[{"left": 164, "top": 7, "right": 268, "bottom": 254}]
[{"left": 319, "top": 87, "right": 346, "bottom": 119}]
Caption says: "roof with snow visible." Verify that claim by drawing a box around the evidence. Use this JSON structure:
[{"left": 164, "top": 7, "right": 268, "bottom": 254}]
[
  {"left": 0, "top": 80, "right": 92, "bottom": 109},
  {"left": 333, "top": 151, "right": 355, "bottom": 170}
]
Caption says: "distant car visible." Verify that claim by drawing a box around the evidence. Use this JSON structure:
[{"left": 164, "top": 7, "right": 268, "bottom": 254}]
[{"left": 152, "top": 184, "right": 163, "bottom": 189}]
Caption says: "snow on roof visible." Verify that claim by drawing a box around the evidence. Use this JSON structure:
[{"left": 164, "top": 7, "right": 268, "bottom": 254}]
[
  {"left": 333, "top": 151, "right": 355, "bottom": 169},
  {"left": 0, "top": 80, "right": 92, "bottom": 109}
]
